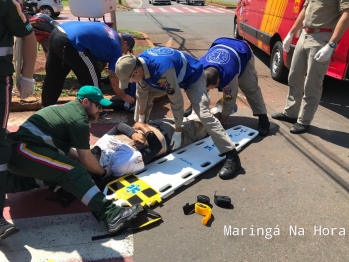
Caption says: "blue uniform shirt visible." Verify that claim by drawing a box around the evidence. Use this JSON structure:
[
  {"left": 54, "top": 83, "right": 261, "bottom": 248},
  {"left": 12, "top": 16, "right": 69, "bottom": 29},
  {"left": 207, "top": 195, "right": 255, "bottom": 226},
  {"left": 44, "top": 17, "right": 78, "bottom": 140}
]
[
  {"left": 200, "top": 37, "right": 252, "bottom": 91},
  {"left": 139, "top": 47, "right": 203, "bottom": 91},
  {"left": 61, "top": 21, "right": 122, "bottom": 71}
]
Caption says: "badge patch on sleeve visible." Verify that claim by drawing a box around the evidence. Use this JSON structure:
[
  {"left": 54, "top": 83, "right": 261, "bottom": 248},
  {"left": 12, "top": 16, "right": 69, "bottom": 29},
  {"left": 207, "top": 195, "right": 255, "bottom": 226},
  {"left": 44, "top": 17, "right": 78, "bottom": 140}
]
[
  {"left": 158, "top": 78, "right": 175, "bottom": 94},
  {"left": 224, "top": 94, "right": 232, "bottom": 100},
  {"left": 223, "top": 87, "right": 232, "bottom": 94}
]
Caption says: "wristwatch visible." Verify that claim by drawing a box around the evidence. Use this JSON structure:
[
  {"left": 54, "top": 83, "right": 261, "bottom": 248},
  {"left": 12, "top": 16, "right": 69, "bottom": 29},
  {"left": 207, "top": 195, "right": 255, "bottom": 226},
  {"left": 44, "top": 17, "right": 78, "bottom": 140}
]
[{"left": 328, "top": 41, "right": 337, "bottom": 48}]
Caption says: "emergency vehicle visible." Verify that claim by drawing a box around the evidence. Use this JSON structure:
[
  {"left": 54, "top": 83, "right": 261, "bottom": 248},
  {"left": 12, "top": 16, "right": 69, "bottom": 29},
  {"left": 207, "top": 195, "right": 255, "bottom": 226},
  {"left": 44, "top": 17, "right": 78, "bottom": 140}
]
[{"left": 234, "top": 0, "right": 349, "bottom": 82}]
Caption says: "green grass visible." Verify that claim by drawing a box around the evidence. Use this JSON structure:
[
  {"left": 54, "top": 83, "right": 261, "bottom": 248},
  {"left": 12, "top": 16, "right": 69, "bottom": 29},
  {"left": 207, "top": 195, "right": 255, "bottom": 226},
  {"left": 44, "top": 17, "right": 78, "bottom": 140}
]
[
  {"left": 118, "top": 29, "right": 144, "bottom": 38},
  {"left": 207, "top": 0, "right": 237, "bottom": 6}
]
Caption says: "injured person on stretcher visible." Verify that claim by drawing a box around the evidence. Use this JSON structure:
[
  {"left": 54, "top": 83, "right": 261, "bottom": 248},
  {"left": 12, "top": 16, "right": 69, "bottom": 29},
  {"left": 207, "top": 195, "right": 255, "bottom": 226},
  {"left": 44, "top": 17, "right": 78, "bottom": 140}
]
[
  {"left": 91, "top": 117, "right": 208, "bottom": 177},
  {"left": 5, "top": 117, "right": 208, "bottom": 196}
]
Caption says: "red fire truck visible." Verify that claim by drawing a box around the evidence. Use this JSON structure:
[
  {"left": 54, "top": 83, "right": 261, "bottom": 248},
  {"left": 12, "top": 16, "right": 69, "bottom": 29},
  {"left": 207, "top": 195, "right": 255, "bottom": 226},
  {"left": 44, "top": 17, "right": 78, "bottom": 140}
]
[{"left": 234, "top": 0, "right": 349, "bottom": 82}]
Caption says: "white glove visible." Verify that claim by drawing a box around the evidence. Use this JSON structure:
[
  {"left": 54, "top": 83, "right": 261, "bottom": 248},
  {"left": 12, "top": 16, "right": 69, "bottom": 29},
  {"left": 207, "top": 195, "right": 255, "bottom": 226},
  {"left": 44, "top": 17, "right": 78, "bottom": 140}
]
[
  {"left": 283, "top": 32, "right": 294, "bottom": 53},
  {"left": 314, "top": 44, "right": 334, "bottom": 63},
  {"left": 170, "top": 131, "right": 182, "bottom": 150},
  {"left": 139, "top": 114, "right": 145, "bottom": 123},
  {"left": 16, "top": 75, "right": 34, "bottom": 99}
]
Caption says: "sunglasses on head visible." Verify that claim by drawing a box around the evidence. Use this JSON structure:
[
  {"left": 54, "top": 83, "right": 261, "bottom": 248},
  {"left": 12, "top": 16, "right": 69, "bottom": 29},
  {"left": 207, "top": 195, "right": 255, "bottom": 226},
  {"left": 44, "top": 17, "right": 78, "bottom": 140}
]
[{"left": 88, "top": 99, "right": 102, "bottom": 109}]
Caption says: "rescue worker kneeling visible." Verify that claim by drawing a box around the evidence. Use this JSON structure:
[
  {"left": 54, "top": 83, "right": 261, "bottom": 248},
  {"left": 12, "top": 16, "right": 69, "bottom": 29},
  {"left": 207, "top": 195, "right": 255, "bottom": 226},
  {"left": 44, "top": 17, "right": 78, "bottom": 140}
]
[{"left": 6, "top": 85, "right": 142, "bottom": 234}]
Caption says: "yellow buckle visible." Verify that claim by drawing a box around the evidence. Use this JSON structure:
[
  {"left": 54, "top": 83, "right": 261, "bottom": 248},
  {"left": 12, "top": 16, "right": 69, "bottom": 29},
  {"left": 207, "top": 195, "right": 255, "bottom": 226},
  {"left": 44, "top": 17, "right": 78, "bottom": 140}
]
[{"left": 195, "top": 203, "right": 212, "bottom": 226}]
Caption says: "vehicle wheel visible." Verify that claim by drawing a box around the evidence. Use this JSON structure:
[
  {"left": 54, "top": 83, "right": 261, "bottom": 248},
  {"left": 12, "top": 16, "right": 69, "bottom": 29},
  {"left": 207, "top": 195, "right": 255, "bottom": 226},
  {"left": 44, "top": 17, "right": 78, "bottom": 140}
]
[
  {"left": 168, "top": 1, "right": 171, "bottom": 4},
  {"left": 40, "top": 5, "right": 54, "bottom": 18},
  {"left": 270, "top": 41, "right": 289, "bottom": 82},
  {"left": 176, "top": 0, "right": 179, "bottom": 3},
  {"left": 187, "top": 0, "right": 191, "bottom": 4},
  {"left": 53, "top": 12, "right": 60, "bottom": 17},
  {"left": 234, "top": 19, "right": 243, "bottom": 40},
  {"left": 201, "top": 2, "right": 204, "bottom": 5}
]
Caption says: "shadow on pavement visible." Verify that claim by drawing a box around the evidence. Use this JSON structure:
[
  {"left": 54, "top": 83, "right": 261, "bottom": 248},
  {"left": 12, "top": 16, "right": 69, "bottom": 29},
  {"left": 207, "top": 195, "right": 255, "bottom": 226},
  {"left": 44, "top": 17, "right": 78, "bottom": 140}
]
[{"left": 308, "top": 126, "right": 349, "bottom": 150}]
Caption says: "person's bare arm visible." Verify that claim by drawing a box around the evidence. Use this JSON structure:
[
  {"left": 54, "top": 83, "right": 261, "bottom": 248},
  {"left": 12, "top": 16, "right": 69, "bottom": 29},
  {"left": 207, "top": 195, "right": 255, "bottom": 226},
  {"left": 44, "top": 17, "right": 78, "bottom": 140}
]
[
  {"left": 329, "top": 8, "right": 349, "bottom": 44},
  {"left": 108, "top": 70, "right": 134, "bottom": 103},
  {"left": 76, "top": 148, "right": 105, "bottom": 176},
  {"left": 21, "top": 31, "right": 37, "bottom": 78}
]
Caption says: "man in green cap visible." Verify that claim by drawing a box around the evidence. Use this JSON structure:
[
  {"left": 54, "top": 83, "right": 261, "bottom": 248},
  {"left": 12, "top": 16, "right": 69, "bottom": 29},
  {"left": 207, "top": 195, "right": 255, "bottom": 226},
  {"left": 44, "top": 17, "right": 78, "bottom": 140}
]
[{"left": 6, "top": 85, "right": 142, "bottom": 234}]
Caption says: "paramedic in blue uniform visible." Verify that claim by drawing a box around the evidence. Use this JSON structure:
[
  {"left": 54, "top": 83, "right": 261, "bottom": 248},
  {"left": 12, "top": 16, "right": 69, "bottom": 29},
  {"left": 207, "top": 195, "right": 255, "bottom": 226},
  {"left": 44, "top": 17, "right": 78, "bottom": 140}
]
[
  {"left": 200, "top": 37, "right": 270, "bottom": 136},
  {"left": 41, "top": 21, "right": 135, "bottom": 107},
  {"left": 272, "top": 0, "right": 349, "bottom": 134},
  {"left": 114, "top": 48, "right": 241, "bottom": 180}
]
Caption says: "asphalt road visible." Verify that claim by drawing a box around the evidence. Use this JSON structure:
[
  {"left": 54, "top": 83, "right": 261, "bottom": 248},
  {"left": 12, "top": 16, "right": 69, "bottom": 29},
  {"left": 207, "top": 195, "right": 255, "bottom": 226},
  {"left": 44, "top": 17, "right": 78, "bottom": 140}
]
[{"left": 7, "top": 4, "right": 349, "bottom": 262}]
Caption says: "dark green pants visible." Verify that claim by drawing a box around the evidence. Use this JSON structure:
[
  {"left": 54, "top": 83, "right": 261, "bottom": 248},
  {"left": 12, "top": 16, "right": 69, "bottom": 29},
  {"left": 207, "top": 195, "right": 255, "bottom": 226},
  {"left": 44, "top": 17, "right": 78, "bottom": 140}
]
[
  {"left": 8, "top": 142, "right": 120, "bottom": 222},
  {"left": 0, "top": 75, "right": 13, "bottom": 218}
]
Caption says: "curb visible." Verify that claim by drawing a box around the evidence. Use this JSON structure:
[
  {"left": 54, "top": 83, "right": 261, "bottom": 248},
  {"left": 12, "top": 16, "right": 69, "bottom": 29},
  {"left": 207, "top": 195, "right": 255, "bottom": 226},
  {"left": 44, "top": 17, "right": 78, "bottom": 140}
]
[{"left": 207, "top": 2, "right": 236, "bottom": 9}]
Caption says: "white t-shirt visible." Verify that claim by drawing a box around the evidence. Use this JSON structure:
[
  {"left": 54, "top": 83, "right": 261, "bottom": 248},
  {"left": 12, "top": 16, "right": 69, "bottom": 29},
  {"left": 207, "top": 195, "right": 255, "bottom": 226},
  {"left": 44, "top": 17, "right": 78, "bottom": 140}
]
[{"left": 94, "top": 134, "right": 145, "bottom": 177}]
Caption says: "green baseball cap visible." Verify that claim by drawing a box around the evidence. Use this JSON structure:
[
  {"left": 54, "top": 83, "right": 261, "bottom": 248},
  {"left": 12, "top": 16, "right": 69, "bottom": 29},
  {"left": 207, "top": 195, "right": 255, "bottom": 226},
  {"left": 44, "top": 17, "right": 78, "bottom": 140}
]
[{"left": 77, "top": 85, "right": 112, "bottom": 107}]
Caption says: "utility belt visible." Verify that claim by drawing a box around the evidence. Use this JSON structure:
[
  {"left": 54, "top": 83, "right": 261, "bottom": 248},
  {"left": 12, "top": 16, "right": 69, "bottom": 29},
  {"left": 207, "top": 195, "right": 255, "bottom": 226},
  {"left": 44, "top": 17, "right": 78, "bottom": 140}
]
[{"left": 303, "top": 27, "right": 333, "bottom": 34}]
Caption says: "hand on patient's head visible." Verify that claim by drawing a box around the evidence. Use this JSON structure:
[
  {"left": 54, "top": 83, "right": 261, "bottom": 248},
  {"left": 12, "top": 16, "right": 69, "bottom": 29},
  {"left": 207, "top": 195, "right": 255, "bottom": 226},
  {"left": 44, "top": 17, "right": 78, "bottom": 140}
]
[{"left": 131, "top": 132, "right": 146, "bottom": 144}]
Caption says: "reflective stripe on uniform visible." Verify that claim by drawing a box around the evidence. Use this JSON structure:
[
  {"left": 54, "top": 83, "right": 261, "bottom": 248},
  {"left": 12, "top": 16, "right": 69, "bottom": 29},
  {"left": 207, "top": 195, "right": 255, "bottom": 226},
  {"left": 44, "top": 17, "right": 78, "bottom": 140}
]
[
  {"left": 214, "top": 44, "right": 241, "bottom": 75},
  {"left": 2, "top": 76, "right": 11, "bottom": 128},
  {"left": 177, "top": 52, "right": 188, "bottom": 83},
  {"left": 0, "top": 47, "right": 13, "bottom": 56},
  {"left": 81, "top": 185, "right": 100, "bottom": 206},
  {"left": 78, "top": 51, "right": 99, "bottom": 87},
  {"left": 35, "top": 178, "right": 46, "bottom": 188},
  {"left": 21, "top": 121, "right": 65, "bottom": 155},
  {"left": 17, "top": 143, "right": 74, "bottom": 171},
  {"left": 0, "top": 163, "right": 7, "bottom": 172}
]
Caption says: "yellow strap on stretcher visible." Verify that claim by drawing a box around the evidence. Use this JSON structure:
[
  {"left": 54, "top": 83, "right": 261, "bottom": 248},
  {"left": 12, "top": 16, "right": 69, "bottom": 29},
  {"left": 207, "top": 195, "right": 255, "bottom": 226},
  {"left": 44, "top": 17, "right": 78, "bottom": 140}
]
[
  {"left": 106, "top": 174, "right": 162, "bottom": 207},
  {"left": 106, "top": 174, "right": 163, "bottom": 228}
]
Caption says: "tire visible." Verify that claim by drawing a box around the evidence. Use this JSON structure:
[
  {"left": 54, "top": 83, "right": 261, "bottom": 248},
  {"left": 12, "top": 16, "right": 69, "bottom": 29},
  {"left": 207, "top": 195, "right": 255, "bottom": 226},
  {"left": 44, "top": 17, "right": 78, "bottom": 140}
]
[
  {"left": 270, "top": 41, "right": 289, "bottom": 82},
  {"left": 176, "top": 0, "right": 179, "bottom": 3},
  {"left": 187, "top": 0, "right": 191, "bottom": 5},
  {"left": 201, "top": 2, "right": 204, "bottom": 5},
  {"left": 40, "top": 5, "right": 54, "bottom": 18},
  {"left": 234, "top": 19, "right": 243, "bottom": 40},
  {"left": 53, "top": 12, "right": 60, "bottom": 17}
]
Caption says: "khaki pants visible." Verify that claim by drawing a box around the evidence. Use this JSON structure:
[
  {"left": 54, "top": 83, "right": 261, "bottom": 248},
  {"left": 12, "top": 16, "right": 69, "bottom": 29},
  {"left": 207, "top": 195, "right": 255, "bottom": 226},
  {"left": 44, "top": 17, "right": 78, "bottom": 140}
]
[
  {"left": 134, "top": 83, "right": 166, "bottom": 123},
  {"left": 284, "top": 31, "right": 331, "bottom": 125},
  {"left": 185, "top": 73, "right": 235, "bottom": 153},
  {"left": 218, "top": 55, "right": 267, "bottom": 117}
]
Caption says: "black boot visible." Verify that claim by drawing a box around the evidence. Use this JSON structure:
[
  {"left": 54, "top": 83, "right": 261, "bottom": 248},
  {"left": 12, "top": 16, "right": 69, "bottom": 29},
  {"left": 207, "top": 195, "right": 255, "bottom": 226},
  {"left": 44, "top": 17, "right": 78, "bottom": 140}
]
[
  {"left": 257, "top": 114, "right": 270, "bottom": 136},
  {"left": 106, "top": 204, "right": 143, "bottom": 234},
  {"left": 0, "top": 217, "right": 19, "bottom": 240},
  {"left": 218, "top": 149, "right": 241, "bottom": 180}
]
